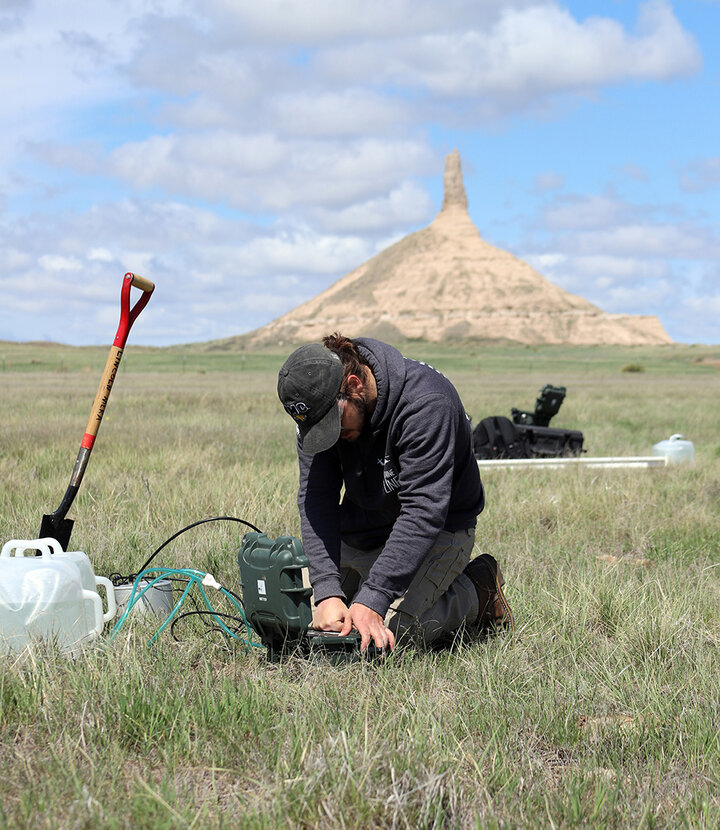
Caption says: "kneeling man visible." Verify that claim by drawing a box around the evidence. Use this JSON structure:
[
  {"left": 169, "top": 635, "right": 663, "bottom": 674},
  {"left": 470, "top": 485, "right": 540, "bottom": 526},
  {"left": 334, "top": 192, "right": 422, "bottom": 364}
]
[{"left": 277, "top": 333, "right": 513, "bottom": 651}]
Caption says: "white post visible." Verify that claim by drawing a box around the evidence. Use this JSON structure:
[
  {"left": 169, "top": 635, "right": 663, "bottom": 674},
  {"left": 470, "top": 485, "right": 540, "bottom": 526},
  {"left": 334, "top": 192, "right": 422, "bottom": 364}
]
[{"left": 476, "top": 456, "right": 668, "bottom": 470}]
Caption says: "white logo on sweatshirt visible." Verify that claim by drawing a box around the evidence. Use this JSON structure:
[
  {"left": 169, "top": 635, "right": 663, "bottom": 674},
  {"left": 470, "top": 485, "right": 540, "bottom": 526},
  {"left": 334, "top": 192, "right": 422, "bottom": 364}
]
[{"left": 378, "top": 456, "right": 400, "bottom": 493}]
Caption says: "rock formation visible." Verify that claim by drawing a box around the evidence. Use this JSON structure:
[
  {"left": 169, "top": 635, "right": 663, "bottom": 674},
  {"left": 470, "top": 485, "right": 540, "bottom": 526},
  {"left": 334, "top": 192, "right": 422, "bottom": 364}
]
[{"left": 234, "top": 150, "right": 672, "bottom": 347}]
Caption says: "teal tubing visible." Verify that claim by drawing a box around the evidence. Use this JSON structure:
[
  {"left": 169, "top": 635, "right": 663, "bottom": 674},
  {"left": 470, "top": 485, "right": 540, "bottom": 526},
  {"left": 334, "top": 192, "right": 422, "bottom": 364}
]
[{"left": 109, "top": 567, "right": 263, "bottom": 651}]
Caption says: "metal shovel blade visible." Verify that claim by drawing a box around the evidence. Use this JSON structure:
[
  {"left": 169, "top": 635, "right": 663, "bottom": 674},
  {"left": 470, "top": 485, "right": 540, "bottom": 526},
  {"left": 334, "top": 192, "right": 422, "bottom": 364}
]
[{"left": 39, "top": 513, "right": 74, "bottom": 552}]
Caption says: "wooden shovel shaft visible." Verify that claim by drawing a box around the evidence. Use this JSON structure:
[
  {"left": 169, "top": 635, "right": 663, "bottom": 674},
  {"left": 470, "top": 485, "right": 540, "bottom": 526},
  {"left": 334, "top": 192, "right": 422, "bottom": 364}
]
[
  {"left": 46, "top": 273, "right": 154, "bottom": 525},
  {"left": 81, "top": 345, "right": 124, "bottom": 451},
  {"left": 49, "top": 346, "right": 123, "bottom": 522}
]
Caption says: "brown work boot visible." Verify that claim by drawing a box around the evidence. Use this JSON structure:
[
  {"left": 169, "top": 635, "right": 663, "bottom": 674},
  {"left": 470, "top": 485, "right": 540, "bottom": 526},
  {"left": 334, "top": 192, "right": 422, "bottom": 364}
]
[{"left": 464, "top": 554, "right": 514, "bottom": 632}]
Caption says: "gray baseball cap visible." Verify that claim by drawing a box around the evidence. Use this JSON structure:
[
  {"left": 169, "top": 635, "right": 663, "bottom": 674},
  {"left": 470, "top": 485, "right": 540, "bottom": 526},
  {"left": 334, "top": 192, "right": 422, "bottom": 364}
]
[{"left": 277, "top": 344, "right": 344, "bottom": 454}]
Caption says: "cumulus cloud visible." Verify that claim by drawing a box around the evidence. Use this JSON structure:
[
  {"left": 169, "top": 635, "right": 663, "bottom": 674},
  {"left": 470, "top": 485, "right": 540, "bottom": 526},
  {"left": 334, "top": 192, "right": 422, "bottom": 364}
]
[
  {"left": 0, "top": 198, "right": 382, "bottom": 344},
  {"left": 520, "top": 186, "right": 719, "bottom": 339},
  {"left": 535, "top": 193, "right": 720, "bottom": 260},
  {"left": 1, "top": 0, "right": 715, "bottom": 344},
  {"left": 315, "top": 0, "right": 700, "bottom": 105},
  {"left": 526, "top": 251, "right": 671, "bottom": 292},
  {"left": 304, "top": 181, "right": 434, "bottom": 234},
  {"left": 37, "top": 134, "right": 436, "bottom": 217}
]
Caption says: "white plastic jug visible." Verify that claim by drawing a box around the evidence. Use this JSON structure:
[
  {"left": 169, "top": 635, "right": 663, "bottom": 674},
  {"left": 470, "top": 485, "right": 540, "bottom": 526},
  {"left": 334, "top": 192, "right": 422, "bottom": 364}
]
[
  {"left": 34, "top": 537, "right": 116, "bottom": 625},
  {"left": 652, "top": 434, "right": 695, "bottom": 465},
  {"left": 0, "top": 539, "right": 104, "bottom": 656}
]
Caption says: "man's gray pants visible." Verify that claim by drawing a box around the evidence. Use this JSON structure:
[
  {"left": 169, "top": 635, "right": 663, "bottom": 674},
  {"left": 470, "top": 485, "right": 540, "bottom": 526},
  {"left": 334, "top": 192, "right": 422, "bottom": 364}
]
[{"left": 339, "top": 528, "right": 480, "bottom": 646}]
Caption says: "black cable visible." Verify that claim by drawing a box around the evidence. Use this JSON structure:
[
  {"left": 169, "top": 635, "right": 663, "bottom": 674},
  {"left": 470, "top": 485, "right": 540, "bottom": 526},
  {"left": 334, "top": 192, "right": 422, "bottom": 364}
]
[
  {"left": 109, "top": 515, "right": 263, "bottom": 586},
  {"left": 138, "top": 516, "right": 262, "bottom": 574},
  {"left": 170, "top": 610, "right": 249, "bottom": 642}
]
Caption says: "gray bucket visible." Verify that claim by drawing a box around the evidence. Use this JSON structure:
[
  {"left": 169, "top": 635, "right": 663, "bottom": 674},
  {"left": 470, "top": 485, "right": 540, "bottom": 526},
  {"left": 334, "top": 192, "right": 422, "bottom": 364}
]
[{"left": 114, "top": 578, "right": 174, "bottom": 619}]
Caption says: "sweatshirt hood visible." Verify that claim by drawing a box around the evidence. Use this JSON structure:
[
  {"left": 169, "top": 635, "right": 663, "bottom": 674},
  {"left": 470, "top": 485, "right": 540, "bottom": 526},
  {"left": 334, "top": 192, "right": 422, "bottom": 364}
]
[{"left": 354, "top": 337, "right": 407, "bottom": 432}]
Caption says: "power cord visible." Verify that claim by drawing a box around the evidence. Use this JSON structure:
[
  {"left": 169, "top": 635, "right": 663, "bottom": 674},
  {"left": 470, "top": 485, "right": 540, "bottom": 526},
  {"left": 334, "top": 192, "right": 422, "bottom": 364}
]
[{"left": 108, "top": 515, "right": 262, "bottom": 586}]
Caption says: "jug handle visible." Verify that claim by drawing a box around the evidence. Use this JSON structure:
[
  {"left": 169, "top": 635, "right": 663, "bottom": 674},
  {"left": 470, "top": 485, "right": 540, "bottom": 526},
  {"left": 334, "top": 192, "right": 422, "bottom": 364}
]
[
  {"left": 82, "top": 589, "right": 104, "bottom": 636},
  {"left": 0, "top": 538, "right": 62, "bottom": 558},
  {"left": 94, "top": 576, "right": 117, "bottom": 623}
]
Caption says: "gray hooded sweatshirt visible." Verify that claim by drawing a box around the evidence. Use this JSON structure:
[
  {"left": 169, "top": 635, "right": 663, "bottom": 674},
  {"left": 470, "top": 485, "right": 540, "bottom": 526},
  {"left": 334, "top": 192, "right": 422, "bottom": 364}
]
[{"left": 297, "top": 338, "right": 484, "bottom": 618}]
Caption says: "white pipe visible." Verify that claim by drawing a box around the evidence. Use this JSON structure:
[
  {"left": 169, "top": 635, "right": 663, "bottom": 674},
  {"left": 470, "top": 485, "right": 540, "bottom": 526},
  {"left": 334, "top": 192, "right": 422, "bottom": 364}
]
[{"left": 477, "top": 455, "right": 668, "bottom": 470}]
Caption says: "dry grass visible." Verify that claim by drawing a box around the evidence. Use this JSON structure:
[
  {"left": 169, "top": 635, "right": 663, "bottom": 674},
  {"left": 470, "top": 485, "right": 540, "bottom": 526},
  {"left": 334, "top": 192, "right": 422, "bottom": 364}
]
[{"left": 0, "top": 342, "right": 719, "bottom": 828}]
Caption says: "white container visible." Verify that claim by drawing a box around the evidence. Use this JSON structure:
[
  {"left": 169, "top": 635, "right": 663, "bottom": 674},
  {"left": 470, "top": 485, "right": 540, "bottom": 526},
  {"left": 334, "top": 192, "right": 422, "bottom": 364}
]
[
  {"left": 0, "top": 539, "right": 104, "bottom": 656},
  {"left": 652, "top": 434, "right": 695, "bottom": 465},
  {"left": 114, "top": 578, "right": 174, "bottom": 618},
  {"left": 32, "top": 537, "right": 117, "bottom": 625}
]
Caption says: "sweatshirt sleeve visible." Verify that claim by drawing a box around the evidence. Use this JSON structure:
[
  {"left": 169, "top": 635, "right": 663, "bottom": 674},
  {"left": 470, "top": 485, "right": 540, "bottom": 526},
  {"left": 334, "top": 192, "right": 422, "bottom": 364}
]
[
  {"left": 297, "top": 443, "right": 346, "bottom": 605},
  {"left": 351, "top": 393, "right": 461, "bottom": 617}
]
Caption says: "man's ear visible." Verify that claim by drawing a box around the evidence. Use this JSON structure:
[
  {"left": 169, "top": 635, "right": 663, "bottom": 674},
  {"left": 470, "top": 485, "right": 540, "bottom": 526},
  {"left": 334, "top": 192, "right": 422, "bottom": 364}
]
[{"left": 345, "top": 373, "right": 363, "bottom": 394}]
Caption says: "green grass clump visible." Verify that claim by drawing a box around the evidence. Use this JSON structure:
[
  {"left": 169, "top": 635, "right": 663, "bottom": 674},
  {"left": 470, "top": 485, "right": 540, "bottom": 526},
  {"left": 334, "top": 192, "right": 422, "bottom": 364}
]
[{"left": 0, "top": 341, "right": 719, "bottom": 828}]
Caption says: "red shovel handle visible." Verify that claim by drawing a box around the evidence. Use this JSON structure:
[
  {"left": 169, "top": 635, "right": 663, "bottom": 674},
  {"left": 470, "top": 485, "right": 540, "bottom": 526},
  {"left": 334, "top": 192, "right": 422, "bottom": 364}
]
[
  {"left": 114, "top": 273, "right": 155, "bottom": 348},
  {"left": 81, "top": 273, "right": 155, "bottom": 449}
]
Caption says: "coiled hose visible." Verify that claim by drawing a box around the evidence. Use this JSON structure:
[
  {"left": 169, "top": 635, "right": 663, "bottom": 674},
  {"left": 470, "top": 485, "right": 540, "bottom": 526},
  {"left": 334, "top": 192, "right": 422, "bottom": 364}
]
[{"left": 108, "top": 566, "right": 263, "bottom": 651}]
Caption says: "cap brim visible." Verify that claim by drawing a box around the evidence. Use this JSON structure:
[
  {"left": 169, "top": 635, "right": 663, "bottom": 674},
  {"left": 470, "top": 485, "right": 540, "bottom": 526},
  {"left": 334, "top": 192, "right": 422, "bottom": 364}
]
[{"left": 299, "top": 398, "right": 342, "bottom": 454}]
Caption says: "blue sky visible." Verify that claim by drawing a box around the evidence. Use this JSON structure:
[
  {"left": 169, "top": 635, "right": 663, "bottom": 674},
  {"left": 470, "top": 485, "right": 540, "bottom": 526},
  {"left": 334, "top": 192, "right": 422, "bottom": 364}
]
[{"left": 1, "top": 0, "right": 718, "bottom": 346}]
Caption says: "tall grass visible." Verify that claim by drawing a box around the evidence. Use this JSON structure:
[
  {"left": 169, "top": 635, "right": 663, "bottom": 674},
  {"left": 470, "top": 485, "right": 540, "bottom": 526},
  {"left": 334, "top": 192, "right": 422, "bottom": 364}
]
[{"left": 0, "top": 342, "right": 719, "bottom": 828}]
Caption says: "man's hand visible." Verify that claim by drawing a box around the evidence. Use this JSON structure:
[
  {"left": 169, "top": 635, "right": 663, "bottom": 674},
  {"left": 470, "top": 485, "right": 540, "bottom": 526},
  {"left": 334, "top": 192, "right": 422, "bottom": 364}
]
[
  {"left": 313, "top": 597, "right": 350, "bottom": 632},
  {"left": 340, "top": 602, "right": 395, "bottom": 652}
]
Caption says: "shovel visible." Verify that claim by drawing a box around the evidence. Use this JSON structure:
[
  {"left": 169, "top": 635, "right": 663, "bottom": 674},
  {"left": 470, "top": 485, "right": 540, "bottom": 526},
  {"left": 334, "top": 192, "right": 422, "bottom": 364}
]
[{"left": 39, "top": 272, "right": 155, "bottom": 550}]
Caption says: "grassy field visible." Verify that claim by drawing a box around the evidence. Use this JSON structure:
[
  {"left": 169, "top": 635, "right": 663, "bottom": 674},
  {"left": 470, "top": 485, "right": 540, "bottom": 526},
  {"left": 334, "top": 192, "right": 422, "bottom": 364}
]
[{"left": 0, "top": 340, "right": 719, "bottom": 828}]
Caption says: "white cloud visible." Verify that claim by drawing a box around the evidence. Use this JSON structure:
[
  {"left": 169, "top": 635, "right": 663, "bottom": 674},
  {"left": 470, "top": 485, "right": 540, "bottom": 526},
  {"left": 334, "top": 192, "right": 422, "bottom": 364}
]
[
  {"left": 200, "top": 0, "right": 513, "bottom": 44},
  {"left": 0, "top": 198, "right": 389, "bottom": 345},
  {"left": 520, "top": 188, "right": 720, "bottom": 340},
  {"left": 306, "top": 181, "right": 434, "bottom": 233},
  {"left": 88, "top": 247, "right": 115, "bottom": 263},
  {"left": 0, "top": 0, "right": 715, "bottom": 345},
  {"left": 41, "top": 134, "right": 436, "bottom": 214},
  {"left": 526, "top": 253, "right": 671, "bottom": 286},
  {"left": 683, "top": 295, "right": 720, "bottom": 316},
  {"left": 571, "top": 255, "right": 671, "bottom": 281},
  {"left": 534, "top": 172, "right": 565, "bottom": 192},
  {"left": 526, "top": 253, "right": 568, "bottom": 270},
  {"left": 160, "top": 87, "right": 411, "bottom": 136},
  {"left": 542, "top": 194, "right": 634, "bottom": 230},
  {"left": 233, "top": 232, "right": 373, "bottom": 276},
  {"left": 671, "top": 294, "right": 720, "bottom": 343},
  {"left": 532, "top": 193, "right": 720, "bottom": 260},
  {"left": 618, "top": 163, "right": 649, "bottom": 183},
  {"left": 680, "top": 157, "right": 720, "bottom": 192},
  {"left": 315, "top": 0, "right": 700, "bottom": 105},
  {"left": 38, "top": 254, "right": 83, "bottom": 273},
  {"left": 565, "top": 225, "right": 720, "bottom": 258},
  {"left": 602, "top": 280, "right": 675, "bottom": 313},
  {"left": 265, "top": 90, "right": 411, "bottom": 139}
]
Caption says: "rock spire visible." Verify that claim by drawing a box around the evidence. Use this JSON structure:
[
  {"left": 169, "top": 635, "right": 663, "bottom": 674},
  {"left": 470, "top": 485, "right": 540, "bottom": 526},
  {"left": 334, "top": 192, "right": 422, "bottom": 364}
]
[
  {"left": 441, "top": 149, "right": 468, "bottom": 213},
  {"left": 223, "top": 151, "right": 672, "bottom": 347}
]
